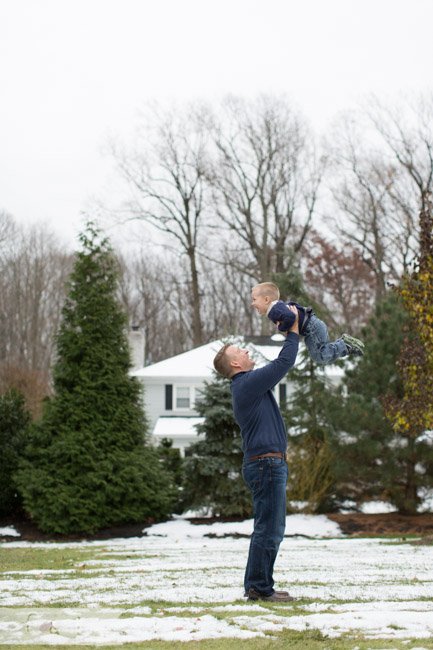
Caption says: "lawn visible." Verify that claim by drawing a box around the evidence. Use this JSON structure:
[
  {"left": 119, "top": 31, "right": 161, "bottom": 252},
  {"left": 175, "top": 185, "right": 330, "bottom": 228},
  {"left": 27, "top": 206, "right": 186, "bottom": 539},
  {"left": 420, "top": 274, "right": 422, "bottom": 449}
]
[{"left": 1, "top": 515, "right": 433, "bottom": 649}]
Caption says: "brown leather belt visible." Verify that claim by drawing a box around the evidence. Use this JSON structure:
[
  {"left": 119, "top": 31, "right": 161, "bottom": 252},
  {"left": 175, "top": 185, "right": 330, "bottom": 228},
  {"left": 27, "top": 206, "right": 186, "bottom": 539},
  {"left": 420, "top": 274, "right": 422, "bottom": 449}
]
[{"left": 248, "top": 452, "right": 286, "bottom": 460}]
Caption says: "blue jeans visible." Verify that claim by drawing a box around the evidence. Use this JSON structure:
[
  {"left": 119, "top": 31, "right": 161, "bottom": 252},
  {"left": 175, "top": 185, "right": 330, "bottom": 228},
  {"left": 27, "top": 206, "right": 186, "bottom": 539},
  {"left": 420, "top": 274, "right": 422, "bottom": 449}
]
[
  {"left": 242, "top": 456, "right": 289, "bottom": 596},
  {"left": 304, "top": 314, "right": 347, "bottom": 364}
]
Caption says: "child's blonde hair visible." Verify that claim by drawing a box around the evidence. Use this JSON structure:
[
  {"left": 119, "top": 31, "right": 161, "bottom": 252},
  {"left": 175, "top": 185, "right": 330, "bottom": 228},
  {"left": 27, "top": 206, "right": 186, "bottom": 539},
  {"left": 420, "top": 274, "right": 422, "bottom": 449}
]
[{"left": 252, "top": 282, "right": 280, "bottom": 301}]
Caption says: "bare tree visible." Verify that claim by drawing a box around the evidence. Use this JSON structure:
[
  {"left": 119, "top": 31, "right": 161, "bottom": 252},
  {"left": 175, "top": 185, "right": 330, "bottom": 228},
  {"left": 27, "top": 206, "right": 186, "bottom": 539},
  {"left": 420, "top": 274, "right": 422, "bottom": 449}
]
[
  {"left": 116, "top": 242, "right": 268, "bottom": 361},
  {"left": 0, "top": 210, "right": 17, "bottom": 253},
  {"left": 0, "top": 211, "right": 17, "bottom": 366},
  {"left": 208, "top": 95, "right": 324, "bottom": 284},
  {"left": 325, "top": 112, "right": 418, "bottom": 302},
  {"left": 303, "top": 230, "right": 377, "bottom": 335},
  {"left": 367, "top": 94, "right": 433, "bottom": 215},
  {"left": 109, "top": 103, "right": 211, "bottom": 348},
  {"left": 325, "top": 95, "right": 433, "bottom": 303},
  {"left": 116, "top": 250, "right": 198, "bottom": 362},
  {"left": 0, "top": 222, "right": 72, "bottom": 415},
  {"left": 199, "top": 255, "right": 259, "bottom": 340}
]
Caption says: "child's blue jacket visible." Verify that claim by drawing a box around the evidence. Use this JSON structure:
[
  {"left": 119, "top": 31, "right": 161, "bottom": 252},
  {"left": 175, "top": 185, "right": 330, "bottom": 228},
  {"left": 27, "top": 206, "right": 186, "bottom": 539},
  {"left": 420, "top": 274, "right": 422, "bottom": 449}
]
[{"left": 268, "top": 300, "right": 311, "bottom": 334}]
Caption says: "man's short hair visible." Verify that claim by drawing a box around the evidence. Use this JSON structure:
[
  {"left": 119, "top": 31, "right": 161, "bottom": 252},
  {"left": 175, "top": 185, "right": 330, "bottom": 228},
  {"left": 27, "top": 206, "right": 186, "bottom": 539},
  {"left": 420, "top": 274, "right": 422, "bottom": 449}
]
[
  {"left": 213, "top": 343, "right": 234, "bottom": 379},
  {"left": 253, "top": 282, "right": 280, "bottom": 301}
]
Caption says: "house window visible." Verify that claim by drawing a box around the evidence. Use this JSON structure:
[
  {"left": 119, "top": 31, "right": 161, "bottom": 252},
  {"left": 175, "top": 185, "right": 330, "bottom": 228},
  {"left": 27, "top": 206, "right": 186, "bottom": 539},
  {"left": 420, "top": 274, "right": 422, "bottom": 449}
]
[
  {"left": 272, "top": 383, "right": 288, "bottom": 407},
  {"left": 169, "top": 385, "right": 200, "bottom": 411},
  {"left": 175, "top": 386, "right": 191, "bottom": 409},
  {"left": 279, "top": 383, "right": 287, "bottom": 407},
  {"left": 165, "top": 384, "right": 173, "bottom": 410}
]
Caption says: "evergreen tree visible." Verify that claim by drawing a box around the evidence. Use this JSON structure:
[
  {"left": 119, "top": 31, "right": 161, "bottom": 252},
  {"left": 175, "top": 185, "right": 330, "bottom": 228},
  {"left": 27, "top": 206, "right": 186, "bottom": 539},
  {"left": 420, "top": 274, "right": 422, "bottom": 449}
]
[
  {"left": 272, "top": 267, "right": 309, "bottom": 305},
  {"left": 0, "top": 389, "right": 30, "bottom": 517},
  {"left": 283, "top": 348, "right": 338, "bottom": 512},
  {"left": 330, "top": 292, "right": 428, "bottom": 512},
  {"left": 270, "top": 266, "right": 344, "bottom": 512},
  {"left": 16, "top": 225, "right": 174, "bottom": 534},
  {"left": 382, "top": 192, "right": 433, "bottom": 512},
  {"left": 156, "top": 438, "right": 184, "bottom": 514},
  {"left": 182, "top": 372, "right": 252, "bottom": 518}
]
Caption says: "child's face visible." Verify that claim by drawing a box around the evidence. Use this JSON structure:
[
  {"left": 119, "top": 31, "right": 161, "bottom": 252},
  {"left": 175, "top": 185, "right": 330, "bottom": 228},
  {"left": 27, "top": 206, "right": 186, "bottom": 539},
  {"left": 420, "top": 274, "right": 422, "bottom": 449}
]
[{"left": 251, "top": 288, "right": 270, "bottom": 315}]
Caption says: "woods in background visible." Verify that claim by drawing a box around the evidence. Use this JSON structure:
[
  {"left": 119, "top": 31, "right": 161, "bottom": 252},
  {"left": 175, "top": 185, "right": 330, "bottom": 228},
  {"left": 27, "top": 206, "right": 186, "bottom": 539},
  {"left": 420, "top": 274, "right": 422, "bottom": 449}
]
[
  {"left": 2, "top": 94, "right": 431, "bottom": 382},
  {"left": 1, "top": 93, "right": 432, "bottom": 525}
]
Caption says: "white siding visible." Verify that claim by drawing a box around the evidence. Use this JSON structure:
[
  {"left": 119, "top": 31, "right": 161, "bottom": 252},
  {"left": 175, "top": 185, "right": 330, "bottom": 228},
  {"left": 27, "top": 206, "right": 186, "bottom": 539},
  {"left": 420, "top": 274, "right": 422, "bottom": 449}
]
[
  {"left": 141, "top": 381, "right": 166, "bottom": 430},
  {"left": 140, "top": 378, "right": 207, "bottom": 430}
]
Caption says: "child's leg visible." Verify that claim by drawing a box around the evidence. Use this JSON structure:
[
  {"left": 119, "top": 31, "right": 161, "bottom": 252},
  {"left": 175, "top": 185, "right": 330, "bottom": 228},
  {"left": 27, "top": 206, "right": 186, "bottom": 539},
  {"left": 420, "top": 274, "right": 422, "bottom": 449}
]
[{"left": 304, "top": 316, "right": 348, "bottom": 364}]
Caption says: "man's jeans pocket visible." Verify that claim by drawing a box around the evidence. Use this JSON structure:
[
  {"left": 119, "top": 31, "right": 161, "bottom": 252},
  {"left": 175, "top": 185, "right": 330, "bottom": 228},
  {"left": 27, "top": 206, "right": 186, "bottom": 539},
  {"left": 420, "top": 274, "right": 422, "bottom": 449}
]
[{"left": 242, "top": 460, "right": 263, "bottom": 494}]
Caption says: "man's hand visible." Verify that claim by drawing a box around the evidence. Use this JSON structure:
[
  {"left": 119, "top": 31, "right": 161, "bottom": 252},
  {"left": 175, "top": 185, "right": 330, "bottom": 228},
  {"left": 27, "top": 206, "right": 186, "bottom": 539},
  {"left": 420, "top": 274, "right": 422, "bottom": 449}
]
[{"left": 277, "top": 305, "right": 299, "bottom": 335}]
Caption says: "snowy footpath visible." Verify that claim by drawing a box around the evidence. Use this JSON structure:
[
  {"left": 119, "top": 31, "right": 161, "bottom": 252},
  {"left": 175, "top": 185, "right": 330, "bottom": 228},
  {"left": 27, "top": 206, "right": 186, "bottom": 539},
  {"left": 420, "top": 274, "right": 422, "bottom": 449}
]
[{"left": 1, "top": 514, "right": 433, "bottom": 645}]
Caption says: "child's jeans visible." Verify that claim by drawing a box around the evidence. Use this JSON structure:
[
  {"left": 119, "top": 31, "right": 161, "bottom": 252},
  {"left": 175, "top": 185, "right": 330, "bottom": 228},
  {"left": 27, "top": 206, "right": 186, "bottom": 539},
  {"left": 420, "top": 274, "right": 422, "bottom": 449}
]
[{"left": 303, "top": 314, "right": 347, "bottom": 364}]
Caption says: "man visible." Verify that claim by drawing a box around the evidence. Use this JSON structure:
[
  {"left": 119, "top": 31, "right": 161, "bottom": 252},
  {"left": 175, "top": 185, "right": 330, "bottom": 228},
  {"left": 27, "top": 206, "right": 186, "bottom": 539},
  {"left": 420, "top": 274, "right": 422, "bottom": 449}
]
[{"left": 213, "top": 305, "right": 299, "bottom": 602}]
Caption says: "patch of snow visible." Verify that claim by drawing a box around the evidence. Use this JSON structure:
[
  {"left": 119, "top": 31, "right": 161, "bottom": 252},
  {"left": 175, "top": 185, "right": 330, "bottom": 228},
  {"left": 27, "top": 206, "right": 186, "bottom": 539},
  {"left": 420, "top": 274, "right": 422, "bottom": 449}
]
[
  {"left": 182, "top": 508, "right": 213, "bottom": 518},
  {"left": 1, "top": 515, "right": 433, "bottom": 644},
  {"left": 359, "top": 501, "right": 397, "bottom": 514},
  {"left": 234, "top": 608, "right": 433, "bottom": 639},
  {"left": 417, "top": 430, "right": 433, "bottom": 444},
  {"left": 340, "top": 497, "right": 432, "bottom": 515},
  {"left": 153, "top": 416, "right": 205, "bottom": 438},
  {"left": 417, "top": 488, "right": 433, "bottom": 513},
  {"left": 146, "top": 513, "right": 343, "bottom": 539},
  {"left": 0, "top": 609, "right": 263, "bottom": 644},
  {"left": 0, "top": 527, "right": 20, "bottom": 538},
  {"left": 270, "top": 333, "right": 285, "bottom": 341}
]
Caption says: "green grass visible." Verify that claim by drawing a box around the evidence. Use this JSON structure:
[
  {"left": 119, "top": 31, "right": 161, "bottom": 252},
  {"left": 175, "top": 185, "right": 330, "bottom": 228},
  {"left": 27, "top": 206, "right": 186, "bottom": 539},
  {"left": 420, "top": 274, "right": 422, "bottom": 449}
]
[
  {"left": 0, "top": 547, "right": 99, "bottom": 573},
  {"left": 0, "top": 547, "right": 169, "bottom": 575},
  {"left": 1, "top": 540, "right": 432, "bottom": 648},
  {"left": 1, "top": 632, "right": 433, "bottom": 649}
]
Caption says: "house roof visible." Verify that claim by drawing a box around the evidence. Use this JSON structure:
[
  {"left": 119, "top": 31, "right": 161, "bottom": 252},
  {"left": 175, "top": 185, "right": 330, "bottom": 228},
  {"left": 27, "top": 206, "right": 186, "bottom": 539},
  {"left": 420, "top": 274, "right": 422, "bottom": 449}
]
[
  {"left": 131, "top": 334, "right": 287, "bottom": 379},
  {"left": 153, "top": 416, "right": 205, "bottom": 438}
]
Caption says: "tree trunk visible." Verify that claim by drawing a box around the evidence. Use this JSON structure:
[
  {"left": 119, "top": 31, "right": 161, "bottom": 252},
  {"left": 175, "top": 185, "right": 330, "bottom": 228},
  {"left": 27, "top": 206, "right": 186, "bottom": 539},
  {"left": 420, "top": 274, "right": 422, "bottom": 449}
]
[{"left": 188, "top": 246, "right": 202, "bottom": 347}]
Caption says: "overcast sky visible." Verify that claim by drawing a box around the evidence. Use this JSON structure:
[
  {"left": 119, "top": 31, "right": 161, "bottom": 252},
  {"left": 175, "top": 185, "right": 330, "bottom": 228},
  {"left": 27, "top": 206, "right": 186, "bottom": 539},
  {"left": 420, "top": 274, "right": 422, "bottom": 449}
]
[{"left": 1, "top": 0, "right": 432, "bottom": 249}]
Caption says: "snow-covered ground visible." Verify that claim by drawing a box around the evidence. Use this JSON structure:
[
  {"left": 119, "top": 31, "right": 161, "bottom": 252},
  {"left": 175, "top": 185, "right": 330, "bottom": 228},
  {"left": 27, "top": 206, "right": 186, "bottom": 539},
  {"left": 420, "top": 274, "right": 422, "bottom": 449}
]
[{"left": 1, "top": 514, "right": 433, "bottom": 645}]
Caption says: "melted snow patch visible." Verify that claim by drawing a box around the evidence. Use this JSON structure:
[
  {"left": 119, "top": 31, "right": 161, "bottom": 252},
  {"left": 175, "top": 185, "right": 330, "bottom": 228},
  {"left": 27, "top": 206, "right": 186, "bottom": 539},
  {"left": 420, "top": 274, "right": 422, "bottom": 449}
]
[
  {"left": 0, "top": 608, "right": 263, "bottom": 644},
  {"left": 0, "top": 527, "right": 20, "bottom": 538},
  {"left": 1, "top": 516, "right": 433, "bottom": 643},
  {"left": 146, "top": 513, "right": 343, "bottom": 539}
]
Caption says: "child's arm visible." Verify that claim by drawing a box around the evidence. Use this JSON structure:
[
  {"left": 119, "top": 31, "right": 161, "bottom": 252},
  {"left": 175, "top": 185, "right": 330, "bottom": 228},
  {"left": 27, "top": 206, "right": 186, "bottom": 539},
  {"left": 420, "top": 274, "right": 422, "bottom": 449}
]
[{"left": 268, "top": 301, "right": 296, "bottom": 332}]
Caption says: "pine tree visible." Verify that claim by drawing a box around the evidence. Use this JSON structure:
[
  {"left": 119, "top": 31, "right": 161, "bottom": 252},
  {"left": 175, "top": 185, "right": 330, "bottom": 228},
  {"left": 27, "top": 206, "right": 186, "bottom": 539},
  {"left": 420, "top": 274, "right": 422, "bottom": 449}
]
[
  {"left": 0, "top": 389, "right": 30, "bottom": 517},
  {"left": 182, "top": 372, "right": 252, "bottom": 518},
  {"left": 283, "top": 348, "right": 338, "bottom": 512},
  {"left": 382, "top": 192, "right": 433, "bottom": 512},
  {"left": 16, "top": 225, "right": 175, "bottom": 534},
  {"left": 156, "top": 438, "right": 184, "bottom": 514},
  {"left": 330, "top": 292, "right": 431, "bottom": 512}
]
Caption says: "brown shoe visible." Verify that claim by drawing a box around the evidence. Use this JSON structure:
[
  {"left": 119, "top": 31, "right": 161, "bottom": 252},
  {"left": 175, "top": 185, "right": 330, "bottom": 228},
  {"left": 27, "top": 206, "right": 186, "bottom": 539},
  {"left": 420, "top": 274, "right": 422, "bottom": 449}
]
[
  {"left": 247, "top": 587, "right": 294, "bottom": 602},
  {"left": 244, "top": 589, "right": 289, "bottom": 597}
]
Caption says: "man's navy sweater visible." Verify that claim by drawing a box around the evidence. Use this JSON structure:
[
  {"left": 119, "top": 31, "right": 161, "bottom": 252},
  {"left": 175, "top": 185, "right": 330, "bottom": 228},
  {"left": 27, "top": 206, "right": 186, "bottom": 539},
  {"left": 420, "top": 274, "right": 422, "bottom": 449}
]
[{"left": 230, "top": 332, "right": 299, "bottom": 460}]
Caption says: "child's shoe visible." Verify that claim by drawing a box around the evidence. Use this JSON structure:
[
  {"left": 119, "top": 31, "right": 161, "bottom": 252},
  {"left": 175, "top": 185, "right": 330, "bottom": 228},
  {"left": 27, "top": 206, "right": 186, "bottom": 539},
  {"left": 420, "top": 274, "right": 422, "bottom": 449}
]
[{"left": 342, "top": 333, "right": 365, "bottom": 356}]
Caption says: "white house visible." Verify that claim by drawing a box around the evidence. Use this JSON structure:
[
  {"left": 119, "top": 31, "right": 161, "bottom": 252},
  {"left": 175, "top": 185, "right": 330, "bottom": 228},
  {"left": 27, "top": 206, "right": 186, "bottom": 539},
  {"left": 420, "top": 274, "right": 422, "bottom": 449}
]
[
  {"left": 131, "top": 334, "right": 294, "bottom": 456},
  {"left": 131, "top": 334, "right": 344, "bottom": 456}
]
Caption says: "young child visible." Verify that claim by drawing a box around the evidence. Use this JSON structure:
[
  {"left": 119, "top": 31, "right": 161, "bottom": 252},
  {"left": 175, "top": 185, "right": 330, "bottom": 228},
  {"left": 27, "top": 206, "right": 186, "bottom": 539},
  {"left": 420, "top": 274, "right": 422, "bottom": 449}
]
[{"left": 251, "top": 281, "right": 364, "bottom": 364}]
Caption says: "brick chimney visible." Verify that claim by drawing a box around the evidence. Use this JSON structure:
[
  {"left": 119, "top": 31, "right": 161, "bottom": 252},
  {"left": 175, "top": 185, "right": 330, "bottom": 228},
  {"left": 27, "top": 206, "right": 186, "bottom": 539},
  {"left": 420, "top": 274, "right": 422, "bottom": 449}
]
[{"left": 128, "top": 326, "right": 145, "bottom": 370}]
